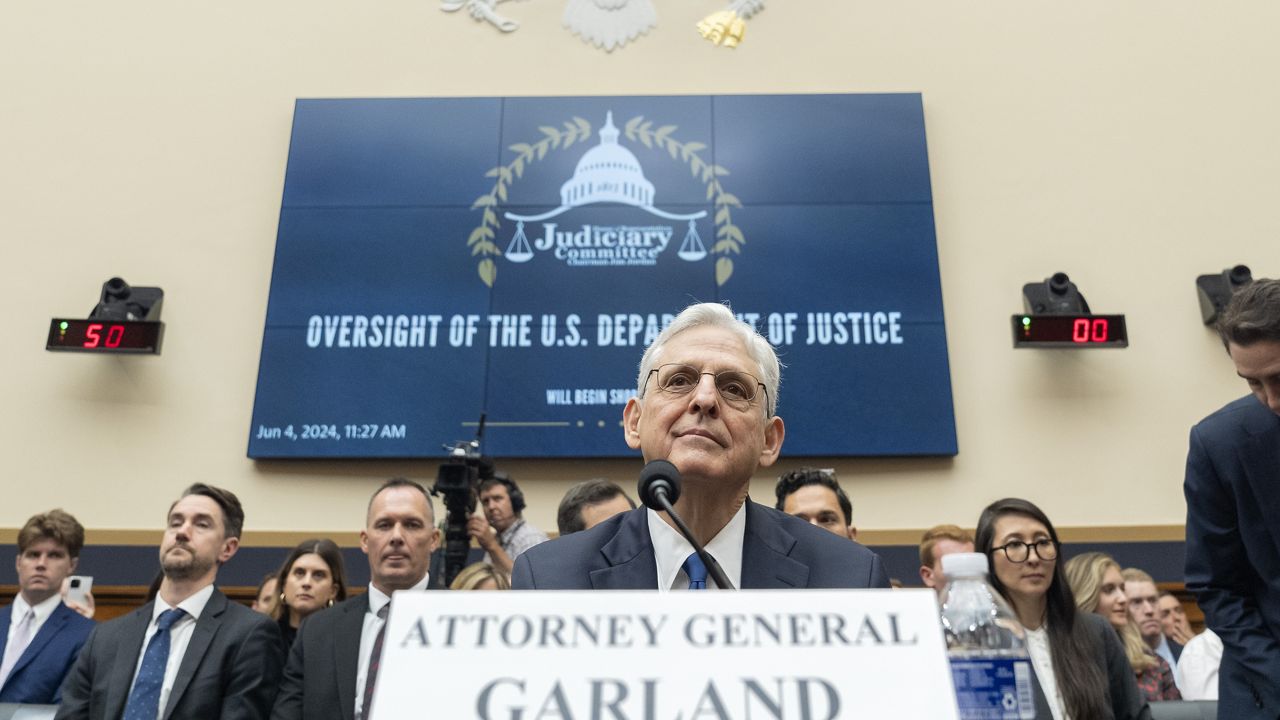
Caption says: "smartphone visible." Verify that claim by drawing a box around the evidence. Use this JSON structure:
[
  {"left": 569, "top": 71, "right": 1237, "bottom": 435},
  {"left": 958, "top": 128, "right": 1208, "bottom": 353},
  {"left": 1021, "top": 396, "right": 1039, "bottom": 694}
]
[{"left": 65, "top": 575, "right": 93, "bottom": 607}]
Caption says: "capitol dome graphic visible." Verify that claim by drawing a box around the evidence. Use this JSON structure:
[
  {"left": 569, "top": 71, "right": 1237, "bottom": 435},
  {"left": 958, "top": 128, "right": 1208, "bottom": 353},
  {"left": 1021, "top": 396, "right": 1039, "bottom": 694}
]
[{"left": 504, "top": 111, "right": 707, "bottom": 263}]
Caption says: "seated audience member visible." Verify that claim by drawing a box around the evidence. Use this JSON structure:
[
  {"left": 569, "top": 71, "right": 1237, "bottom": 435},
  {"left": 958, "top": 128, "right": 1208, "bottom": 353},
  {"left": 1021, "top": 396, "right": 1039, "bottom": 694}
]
[
  {"left": 1122, "top": 568, "right": 1183, "bottom": 689},
  {"left": 918, "top": 524, "right": 975, "bottom": 593},
  {"left": 449, "top": 562, "right": 511, "bottom": 591},
  {"left": 58, "top": 484, "right": 284, "bottom": 720},
  {"left": 468, "top": 475, "right": 548, "bottom": 576},
  {"left": 557, "top": 479, "right": 636, "bottom": 536},
  {"left": 272, "top": 478, "right": 441, "bottom": 720},
  {"left": 0, "top": 510, "right": 96, "bottom": 704},
  {"left": 774, "top": 467, "right": 857, "bottom": 540},
  {"left": 976, "top": 498, "right": 1150, "bottom": 720},
  {"left": 1156, "top": 591, "right": 1195, "bottom": 646},
  {"left": 1064, "top": 553, "right": 1180, "bottom": 702},
  {"left": 272, "top": 539, "right": 348, "bottom": 651},
  {"left": 252, "top": 573, "right": 279, "bottom": 615},
  {"left": 514, "top": 302, "right": 889, "bottom": 591},
  {"left": 1177, "top": 628, "right": 1223, "bottom": 701}
]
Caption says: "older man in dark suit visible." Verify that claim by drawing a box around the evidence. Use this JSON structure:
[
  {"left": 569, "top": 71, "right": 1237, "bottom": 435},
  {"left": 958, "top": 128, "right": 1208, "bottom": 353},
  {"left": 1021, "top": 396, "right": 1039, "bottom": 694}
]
[
  {"left": 1185, "top": 278, "right": 1280, "bottom": 720},
  {"left": 56, "top": 484, "right": 282, "bottom": 720},
  {"left": 271, "top": 478, "right": 440, "bottom": 720},
  {"left": 514, "top": 302, "right": 889, "bottom": 591},
  {"left": 0, "top": 510, "right": 95, "bottom": 704}
]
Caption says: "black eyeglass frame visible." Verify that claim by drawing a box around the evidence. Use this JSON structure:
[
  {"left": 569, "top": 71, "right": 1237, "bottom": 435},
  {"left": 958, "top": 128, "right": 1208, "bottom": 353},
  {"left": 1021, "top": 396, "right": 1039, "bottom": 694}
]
[
  {"left": 990, "top": 538, "right": 1059, "bottom": 563},
  {"left": 640, "top": 363, "right": 773, "bottom": 417}
]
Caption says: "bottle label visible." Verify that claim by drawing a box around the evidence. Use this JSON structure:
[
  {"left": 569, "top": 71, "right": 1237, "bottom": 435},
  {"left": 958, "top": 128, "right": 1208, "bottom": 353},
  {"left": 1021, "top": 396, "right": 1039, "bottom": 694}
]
[{"left": 949, "top": 657, "right": 1035, "bottom": 719}]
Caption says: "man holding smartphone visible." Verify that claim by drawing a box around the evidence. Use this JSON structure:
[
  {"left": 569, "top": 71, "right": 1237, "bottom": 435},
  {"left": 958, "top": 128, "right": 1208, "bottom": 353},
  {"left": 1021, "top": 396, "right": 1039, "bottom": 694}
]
[{"left": 0, "top": 509, "right": 96, "bottom": 704}]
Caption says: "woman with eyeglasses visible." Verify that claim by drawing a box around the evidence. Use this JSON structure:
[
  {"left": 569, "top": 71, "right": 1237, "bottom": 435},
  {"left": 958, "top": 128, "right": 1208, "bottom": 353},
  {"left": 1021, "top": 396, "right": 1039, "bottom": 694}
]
[
  {"left": 975, "top": 498, "right": 1150, "bottom": 720},
  {"left": 1064, "top": 552, "right": 1181, "bottom": 702}
]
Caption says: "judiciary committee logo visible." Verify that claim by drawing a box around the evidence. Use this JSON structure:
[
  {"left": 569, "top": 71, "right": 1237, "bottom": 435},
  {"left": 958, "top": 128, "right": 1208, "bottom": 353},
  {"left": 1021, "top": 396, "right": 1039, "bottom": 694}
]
[{"left": 465, "top": 111, "right": 747, "bottom": 287}]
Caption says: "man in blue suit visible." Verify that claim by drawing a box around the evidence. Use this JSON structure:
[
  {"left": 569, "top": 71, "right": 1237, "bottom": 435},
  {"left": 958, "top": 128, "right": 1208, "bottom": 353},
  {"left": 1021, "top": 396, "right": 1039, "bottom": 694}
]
[
  {"left": 1185, "top": 278, "right": 1280, "bottom": 719},
  {"left": 0, "top": 509, "right": 95, "bottom": 704},
  {"left": 514, "top": 302, "right": 889, "bottom": 590}
]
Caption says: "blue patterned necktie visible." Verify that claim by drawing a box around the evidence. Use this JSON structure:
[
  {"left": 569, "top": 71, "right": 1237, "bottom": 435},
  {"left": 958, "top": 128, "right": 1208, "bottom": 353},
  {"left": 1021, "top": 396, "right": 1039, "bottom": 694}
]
[
  {"left": 683, "top": 552, "right": 708, "bottom": 590},
  {"left": 123, "top": 608, "right": 187, "bottom": 720}
]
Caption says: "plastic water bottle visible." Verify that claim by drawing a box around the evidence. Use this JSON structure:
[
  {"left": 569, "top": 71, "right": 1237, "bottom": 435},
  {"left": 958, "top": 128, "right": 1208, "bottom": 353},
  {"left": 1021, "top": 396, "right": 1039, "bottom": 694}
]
[{"left": 939, "top": 552, "right": 1036, "bottom": 719}]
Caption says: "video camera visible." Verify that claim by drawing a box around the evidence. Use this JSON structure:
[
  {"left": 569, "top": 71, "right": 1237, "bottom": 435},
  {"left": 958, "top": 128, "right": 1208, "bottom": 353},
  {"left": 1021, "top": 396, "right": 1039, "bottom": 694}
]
[{"left": 432, "top": 416, "right": 496, "bottom": 587}]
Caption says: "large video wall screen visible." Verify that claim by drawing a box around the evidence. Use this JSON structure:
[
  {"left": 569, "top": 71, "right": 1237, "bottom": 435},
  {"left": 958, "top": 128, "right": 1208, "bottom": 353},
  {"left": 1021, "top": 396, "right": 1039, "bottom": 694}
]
[{"left": 249, "top": 94, "right": 956, "bottom": 458}]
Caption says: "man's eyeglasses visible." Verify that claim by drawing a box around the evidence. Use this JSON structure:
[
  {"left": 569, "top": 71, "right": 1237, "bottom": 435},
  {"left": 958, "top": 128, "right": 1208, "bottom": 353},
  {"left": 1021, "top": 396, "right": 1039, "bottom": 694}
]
[
  {"left": 642, "top": 364, "right": 770, "bottom": 414},
  {"left": 991, "top": 538, "right": 1058, "bottom": 563}
]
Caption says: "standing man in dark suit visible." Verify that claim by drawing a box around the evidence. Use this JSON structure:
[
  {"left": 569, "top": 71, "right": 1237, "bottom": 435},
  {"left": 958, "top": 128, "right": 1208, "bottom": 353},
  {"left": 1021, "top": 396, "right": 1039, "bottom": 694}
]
[
  {"left": 0, "top": 509, "right": 95, "bottom": 704},
  {"left": 513, "top": 302, "right": 889, "bottom": 590},
  {"left": 56, "top": 484, "right": 283, "bottom": 720},
  {"left": 271, "top": 478, "right": 440, "bottom": 720},
  {"left": 1185, "top": 278, "right": 1280, "bottom": 719}
]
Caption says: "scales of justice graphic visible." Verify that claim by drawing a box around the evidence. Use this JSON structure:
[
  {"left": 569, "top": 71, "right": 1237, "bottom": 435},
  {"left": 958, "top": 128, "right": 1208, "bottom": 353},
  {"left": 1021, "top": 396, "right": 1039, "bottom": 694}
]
[{"left": 503, "top": 112, "right": 709, "bottom": 263}]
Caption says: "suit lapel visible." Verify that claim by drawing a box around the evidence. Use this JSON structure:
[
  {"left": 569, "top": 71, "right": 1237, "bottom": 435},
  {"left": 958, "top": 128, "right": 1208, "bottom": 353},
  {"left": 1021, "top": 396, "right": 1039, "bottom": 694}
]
[
  {"left": 590, "top": 509, "right": 659, "bottom": 589},
  {"left": 104, "top": 604, "right": 155, "bottom": 720},
  {"left": 1240, "top": 408, "right": 1280, "bottom": 560},
  {"left": 336, "top": 594, "right": 368, "bottom": 720},
  {"left": 741, "top": 502, "right": 810, "bottom": 589},
  {"left": 8, "top": 602, "right": 70, "bottom": 679},
  {"left": 0, "top": 605, "right": 9, "bottom": 669},
  {"left": 162, "top": 589, "right": 227, "bottom": 720}
]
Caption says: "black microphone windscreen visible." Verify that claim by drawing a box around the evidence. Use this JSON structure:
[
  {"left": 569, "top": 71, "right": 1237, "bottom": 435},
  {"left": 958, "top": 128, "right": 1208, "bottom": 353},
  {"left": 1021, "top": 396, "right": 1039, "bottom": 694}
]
[{"left": 637, "top": 459, "right": 681, "bottom": 509}]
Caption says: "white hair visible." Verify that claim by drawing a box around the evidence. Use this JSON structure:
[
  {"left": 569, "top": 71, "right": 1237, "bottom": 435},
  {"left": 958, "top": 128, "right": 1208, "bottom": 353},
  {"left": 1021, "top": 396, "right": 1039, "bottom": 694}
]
[{"left": 634, "top": 302, "right": 781, "bottom": 416}]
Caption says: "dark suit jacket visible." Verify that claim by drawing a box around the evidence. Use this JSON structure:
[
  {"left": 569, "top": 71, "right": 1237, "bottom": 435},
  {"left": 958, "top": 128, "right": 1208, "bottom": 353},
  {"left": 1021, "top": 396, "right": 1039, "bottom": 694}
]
[
  {"left": 1169, "top": 638, "right": 1184, "bottom": 663},
  {"left": 512, "top": 501, "right": 891, "bottom": 589},
  {"left": 1185, "top": 394, "right": 1280, "bottom": 720},
  {"left": 270, "top": 593, "right": 367, "bottom": 720},
  {"left": 1027, "top": 613, "right": 1151, "bottom": 720},
  {"left": 55, "top": 587, "right": 284, "bottom": 720},
  {"left": 0, "top": 601, "right": 95, "bottom": 704}
]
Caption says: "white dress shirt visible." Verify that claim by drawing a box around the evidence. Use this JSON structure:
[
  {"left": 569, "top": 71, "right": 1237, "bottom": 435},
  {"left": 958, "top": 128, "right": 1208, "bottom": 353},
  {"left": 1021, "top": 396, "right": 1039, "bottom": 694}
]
[
  {"left": 7, "top": 592, "right": 63, "bottom": 644},
  {"left": 129, "top": 583, "right": 215, "bottom": 717},
  {"left": 647, "top": 502, "right": 745, "bottom": 591},
  {"left": 355, "top": 575, "right": 431, "bottom": 719},
  {"left": 1176, "top": 629, "right": 1222, "bottom": 700},
  {"left": 1154, "top": 634, "right": 1182, "bottom": 691},
  {"left": 1025, "top": 625, "right": 1069, "bottom": 720}
]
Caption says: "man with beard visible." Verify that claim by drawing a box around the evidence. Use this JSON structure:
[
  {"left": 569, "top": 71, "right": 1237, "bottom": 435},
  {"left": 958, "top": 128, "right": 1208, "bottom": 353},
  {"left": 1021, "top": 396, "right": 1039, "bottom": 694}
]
[{"left": 57, "top": 484, "right": 283, "bottom": 720}]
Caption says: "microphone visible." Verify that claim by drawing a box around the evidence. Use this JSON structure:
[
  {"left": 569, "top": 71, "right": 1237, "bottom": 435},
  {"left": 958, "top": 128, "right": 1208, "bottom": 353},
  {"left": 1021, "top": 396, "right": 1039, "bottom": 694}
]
[{"left": 637, "top": 460, "right": 735, "bottom": 590}]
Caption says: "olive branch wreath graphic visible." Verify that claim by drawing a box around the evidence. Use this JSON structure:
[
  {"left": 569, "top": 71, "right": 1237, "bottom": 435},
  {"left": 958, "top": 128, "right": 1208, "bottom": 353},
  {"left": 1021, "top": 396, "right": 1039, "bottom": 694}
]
[{"left": 465, "top": 115, "right": 745, "bottom": 287}]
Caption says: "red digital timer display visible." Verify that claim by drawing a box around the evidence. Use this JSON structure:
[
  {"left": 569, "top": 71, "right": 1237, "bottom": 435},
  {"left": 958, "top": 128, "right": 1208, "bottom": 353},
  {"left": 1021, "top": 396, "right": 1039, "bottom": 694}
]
[
  {"left": 1011, "top": 314, "right": 1128, "bottom": 349},
  {"left": 46, "top": 319, "right": 164, "bottom": 354}
]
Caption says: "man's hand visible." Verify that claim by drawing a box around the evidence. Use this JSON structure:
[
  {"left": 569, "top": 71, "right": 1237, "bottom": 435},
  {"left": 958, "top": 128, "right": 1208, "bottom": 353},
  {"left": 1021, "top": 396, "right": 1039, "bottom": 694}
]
[{"left": 467, "top": 515, "right": 500, "bottom": 552}]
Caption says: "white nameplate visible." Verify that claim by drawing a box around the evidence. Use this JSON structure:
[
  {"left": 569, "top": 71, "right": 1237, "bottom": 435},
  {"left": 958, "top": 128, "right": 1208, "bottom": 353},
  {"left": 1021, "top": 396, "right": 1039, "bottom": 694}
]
[{"left": 371, "top": 589, "right": 957, "bottom": 719}]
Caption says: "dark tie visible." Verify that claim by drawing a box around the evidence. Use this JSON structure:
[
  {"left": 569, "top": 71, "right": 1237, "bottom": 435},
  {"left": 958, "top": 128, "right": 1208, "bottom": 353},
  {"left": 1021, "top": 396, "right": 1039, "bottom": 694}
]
[
  {"left": 683, "top": 552, "right": 708, "bottom": 590},
  {"left": 360, "top": 604, "right": 391, "bottom": 720},
  {"left": 123, "top": 607, "right": 187, "bottom": 720}
]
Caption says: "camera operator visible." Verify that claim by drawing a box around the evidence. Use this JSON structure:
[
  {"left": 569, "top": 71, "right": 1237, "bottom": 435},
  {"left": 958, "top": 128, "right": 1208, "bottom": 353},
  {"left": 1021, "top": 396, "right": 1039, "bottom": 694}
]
[{"left": 466, "top": 475, "right": 548, "bottom": 576}]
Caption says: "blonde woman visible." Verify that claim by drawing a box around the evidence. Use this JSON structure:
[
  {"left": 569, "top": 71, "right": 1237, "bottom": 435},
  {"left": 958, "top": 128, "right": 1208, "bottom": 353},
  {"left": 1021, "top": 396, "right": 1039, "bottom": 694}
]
[
  {"left": 1064, "top": 552, "right": 1180, "bottom": 702},
  {"left": 449, "top": 562, "right": 511, "bottom": 591}
]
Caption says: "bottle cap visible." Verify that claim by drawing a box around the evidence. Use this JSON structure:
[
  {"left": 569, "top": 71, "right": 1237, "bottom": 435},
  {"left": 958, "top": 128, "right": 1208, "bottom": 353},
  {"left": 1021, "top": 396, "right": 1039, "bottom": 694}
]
[{"left": 941, "top": 552, "right": 989, "bottom": 577}]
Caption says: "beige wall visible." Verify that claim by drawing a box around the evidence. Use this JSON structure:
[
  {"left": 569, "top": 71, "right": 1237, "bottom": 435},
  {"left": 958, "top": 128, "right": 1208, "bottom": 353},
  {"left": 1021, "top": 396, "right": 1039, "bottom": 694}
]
[{"left": 4, "top": 1, "right": 1276, "bottom": 539}]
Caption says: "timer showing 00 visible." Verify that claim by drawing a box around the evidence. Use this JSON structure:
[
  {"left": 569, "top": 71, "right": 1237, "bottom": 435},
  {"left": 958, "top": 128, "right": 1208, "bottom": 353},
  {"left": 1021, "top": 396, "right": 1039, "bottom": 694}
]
[
  {"left": 46, "top": 319, "right": 165, "bottom": 354},
  {"left": 1011, "top": 314, "right": 1128, "bottom": 349}
]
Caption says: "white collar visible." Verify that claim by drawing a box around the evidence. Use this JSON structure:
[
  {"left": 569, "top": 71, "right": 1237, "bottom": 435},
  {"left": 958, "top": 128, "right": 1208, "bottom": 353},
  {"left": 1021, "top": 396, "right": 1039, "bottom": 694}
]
[
  {"left": 366, "top": 573, "right": 431, "bottom": 616},
  {"left": 647, "top": 502, "right": 746, "bottom": 590},
  {"left": 11, "top": 592, "right": 63, "bottom": 625},
  {"left": 152, "top": 583, "right": 215, "bottom": 624}
]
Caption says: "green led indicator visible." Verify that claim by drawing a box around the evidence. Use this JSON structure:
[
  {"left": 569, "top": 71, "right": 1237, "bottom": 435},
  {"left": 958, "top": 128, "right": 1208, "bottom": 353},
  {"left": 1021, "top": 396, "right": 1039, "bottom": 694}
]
[
  {"left": 1021, "top": 317, "right": 1031, "bottom": 327},
  {"left": 59, "top": 321, "right": 69, "bottom": 331}
]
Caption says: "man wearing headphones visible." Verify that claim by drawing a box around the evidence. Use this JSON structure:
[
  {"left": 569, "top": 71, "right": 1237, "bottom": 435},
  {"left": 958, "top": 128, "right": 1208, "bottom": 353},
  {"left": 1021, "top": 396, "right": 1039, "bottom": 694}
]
[{"left": 468, "top": 475, "right": 548, "bottom": 576}]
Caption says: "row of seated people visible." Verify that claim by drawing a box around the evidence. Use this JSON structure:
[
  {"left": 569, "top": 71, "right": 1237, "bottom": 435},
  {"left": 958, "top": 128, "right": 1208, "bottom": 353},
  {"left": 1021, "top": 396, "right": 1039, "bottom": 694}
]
[{"left": 3, "top": 474, "right": 1217, "bottom": 719}]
